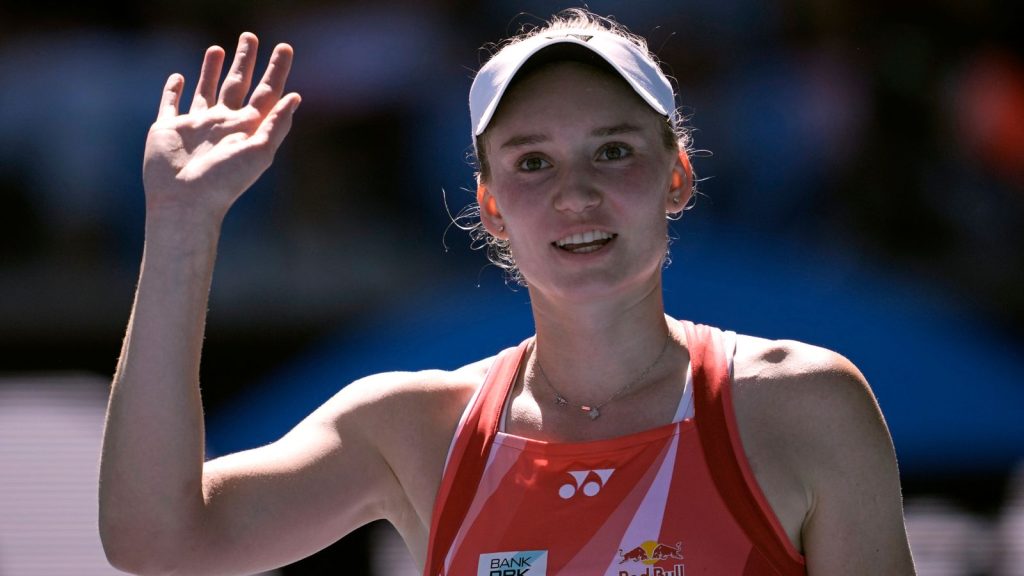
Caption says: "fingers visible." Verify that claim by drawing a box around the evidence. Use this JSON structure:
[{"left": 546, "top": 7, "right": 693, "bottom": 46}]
[
  {"left": 248, "top": 43, "right": 295, "bottom": 117},
  {"left": 183, "top": 33, "right": 295, "bottom": 119},
  {"left": 251, "top": 93, "right": 302, "bottom": 155},
  {"left": 190, "top": 45, "right": 226, "bottom": 113},
  {"left": 156, "top": 74, "right": 185, "bottom": 121},
  {"left": 218, "top": 32, "right": 259, "bottom": 109}
]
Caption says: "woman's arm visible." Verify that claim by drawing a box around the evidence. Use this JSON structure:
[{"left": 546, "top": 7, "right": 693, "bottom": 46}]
[
  {"left": 796, "top": 352, "right": 917, "bottom": 575},
  {"left": 733, "top": 338, "right": 917, "bottom": 575},
  {"left": 98, "top": 32, "right": 304, "bottom": 573}
]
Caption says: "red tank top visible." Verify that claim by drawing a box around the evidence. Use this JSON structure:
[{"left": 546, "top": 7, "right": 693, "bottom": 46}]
[{"left": 424, "top": 321, "right": 806, "bottom": 576}]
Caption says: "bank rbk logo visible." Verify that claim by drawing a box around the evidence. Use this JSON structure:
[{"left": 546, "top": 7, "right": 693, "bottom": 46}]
[
  {"left": 558, "top": 469, "right": 615, "bottom": 499},
  {"left": 477, "top": 550, "right": 548, "bottom": 576}
]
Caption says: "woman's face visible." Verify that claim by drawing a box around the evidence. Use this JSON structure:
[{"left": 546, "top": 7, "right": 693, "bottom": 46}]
[{"left": 480, "top": 61, "right": 684, "bottom": 302}]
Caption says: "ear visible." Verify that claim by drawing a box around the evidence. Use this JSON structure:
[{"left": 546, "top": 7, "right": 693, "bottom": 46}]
[
  {"left": 666, "top": 150, "right": 694, "bottom": 214},
  {"left": 477, "top": 183, "right": 507, "bottom": 238}
]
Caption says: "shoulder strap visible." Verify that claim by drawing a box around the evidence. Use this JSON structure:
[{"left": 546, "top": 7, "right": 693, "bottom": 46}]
[
  {"left": 422, "top": 340, "right": 530, "bottom": 576},
  {"left": 684, "top": 322, "right": 805, "bottom": 576}
]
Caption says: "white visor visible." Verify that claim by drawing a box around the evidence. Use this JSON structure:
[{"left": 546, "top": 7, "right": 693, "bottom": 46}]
[{"left": 469, "top": 28, "right": 677, "bottom": 137}]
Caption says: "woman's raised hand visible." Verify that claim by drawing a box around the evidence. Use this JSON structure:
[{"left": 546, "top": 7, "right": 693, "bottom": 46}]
[{"left": 143, "top": 33, "right": 301, "bottom": 225}]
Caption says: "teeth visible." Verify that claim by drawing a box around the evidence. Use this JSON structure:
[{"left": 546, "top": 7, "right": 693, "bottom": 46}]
[
  {"left": 555, "top": 230, "right": 615, "bottom": 252},
  {"left": 556, "top": 230, "right": 612, "bottom": 247}
]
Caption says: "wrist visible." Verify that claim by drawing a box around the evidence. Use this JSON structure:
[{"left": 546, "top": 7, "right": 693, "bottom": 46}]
[
  {"left": 143, "top": 202, "right": 225, "bottom": 255},
  {"left": 145, "top": 195, "right": 225, "bottom": 230}
]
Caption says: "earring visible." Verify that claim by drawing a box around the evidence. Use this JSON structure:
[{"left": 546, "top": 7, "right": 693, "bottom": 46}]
[
  {"left": 499, "top": 225, "right": 505, "bottom": 233},
  {"left": 671, "top": 196, "right": 680, "bottom": 204}
]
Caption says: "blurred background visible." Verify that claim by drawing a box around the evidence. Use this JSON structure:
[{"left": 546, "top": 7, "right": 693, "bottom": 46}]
[{"left": 1, "top": 0, "right": 1022, "bottom": 574}]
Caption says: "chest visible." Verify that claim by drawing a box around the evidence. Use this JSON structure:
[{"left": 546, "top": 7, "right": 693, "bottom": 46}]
[{"left": 443, "top": 423, "right": 769, "bottom": 574}]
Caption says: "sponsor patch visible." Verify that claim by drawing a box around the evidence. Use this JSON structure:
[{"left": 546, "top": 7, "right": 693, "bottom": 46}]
[
  {"left": 477, "top": 550, "right": 548, "bottom": 576},
  {"left": 616, "top": 540, "right": 685, "bottom": 575}
]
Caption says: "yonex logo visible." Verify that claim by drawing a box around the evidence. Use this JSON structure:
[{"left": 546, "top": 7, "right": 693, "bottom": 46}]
[{"left": 558, "top": 469, "right": 614, "bottom": 499}]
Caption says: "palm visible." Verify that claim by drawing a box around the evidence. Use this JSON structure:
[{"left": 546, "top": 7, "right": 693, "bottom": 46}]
[{"left": 143, "top": 33, "right": 300, "bottom": 219}]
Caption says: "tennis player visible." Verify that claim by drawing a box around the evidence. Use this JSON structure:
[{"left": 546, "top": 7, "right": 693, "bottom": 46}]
[{"left": 100, "top": 9, "right": 916, "bottom": 575}]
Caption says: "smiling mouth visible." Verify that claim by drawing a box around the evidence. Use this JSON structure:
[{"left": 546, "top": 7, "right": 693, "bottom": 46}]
[{"left": 553, "top": 230, "right": 618, "bottom": 254}]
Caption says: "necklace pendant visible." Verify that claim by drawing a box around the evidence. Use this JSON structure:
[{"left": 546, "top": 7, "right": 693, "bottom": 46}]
[
  {"left": 582, "top": 406, "right": 600, "bottom": 420},
  {"left": 554, "top": 394, "right": 568, "bottom": 408}
]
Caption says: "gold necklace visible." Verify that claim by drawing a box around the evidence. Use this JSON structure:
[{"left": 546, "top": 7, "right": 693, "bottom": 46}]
[{"left": 531, "top": 333, "right": 672, "bottom": 420}]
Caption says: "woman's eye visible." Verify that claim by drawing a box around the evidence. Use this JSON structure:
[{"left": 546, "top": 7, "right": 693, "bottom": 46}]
[
  {"left": 598, "top": 144, "right": 631, "bottom": 161},
  {"left": 518, "top": 156, "right": 550, "bottom": 172}
]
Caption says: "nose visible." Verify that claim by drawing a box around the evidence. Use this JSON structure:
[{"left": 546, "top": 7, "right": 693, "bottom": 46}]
[{"left": 552, "top": 162, "right": 601, "bottom": 214}]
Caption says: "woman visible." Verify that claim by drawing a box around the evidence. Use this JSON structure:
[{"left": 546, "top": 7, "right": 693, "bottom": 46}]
[{"left": 99, "top": 9, "right": 916, "bottom": 575}]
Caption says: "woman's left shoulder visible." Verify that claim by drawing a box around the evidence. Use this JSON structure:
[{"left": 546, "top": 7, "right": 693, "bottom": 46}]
[
  {"left": 727, "top": 334, "right": 915, "bottom": 572},
  {"left": 729, "top": 333, "right": 899, "bottom": 502},
  {"left": 730, "top": 334, "right": 880, "bottom": 424}
]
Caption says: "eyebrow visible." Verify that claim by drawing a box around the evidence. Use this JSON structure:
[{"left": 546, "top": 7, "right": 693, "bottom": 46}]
[
  {"left": 498, "top": 123, "right": 644, "bottom": 150},
  {"left": 500, "top": 134, "right": 549, "bottom": 149},
  {"left": 591, "top": 123, "right": 643, "bottom": 137}
]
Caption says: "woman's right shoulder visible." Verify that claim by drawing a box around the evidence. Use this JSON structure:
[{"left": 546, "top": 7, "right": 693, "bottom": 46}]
[
  {"left": 307, "top": 356, "right": 501, "bottom": 533},
  {"left": 308, "top": 355, "right": 499, "bottom": 437}
]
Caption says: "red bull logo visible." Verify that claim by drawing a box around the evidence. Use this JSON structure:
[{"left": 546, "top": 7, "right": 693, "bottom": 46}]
[
  {"left": 617, "top": 540, "right": 684, "bottom": 576},
  {"left": 616, "top": 567, "right": 684, "bottom": 576}
]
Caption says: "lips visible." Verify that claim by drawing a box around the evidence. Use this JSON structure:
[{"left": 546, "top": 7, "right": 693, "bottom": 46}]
[{"left": 553, "top": 230, "right": 617, "bottom": 254}]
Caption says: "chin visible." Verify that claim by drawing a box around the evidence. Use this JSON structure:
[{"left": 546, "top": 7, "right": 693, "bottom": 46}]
[{"left": 528, "top": 266, "right": 663, "bottom": 302}]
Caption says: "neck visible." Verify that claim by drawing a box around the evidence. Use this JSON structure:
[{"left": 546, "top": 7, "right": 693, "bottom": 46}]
[{"left": 527, "top": 283, "right": 677, "bottom": 407}]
